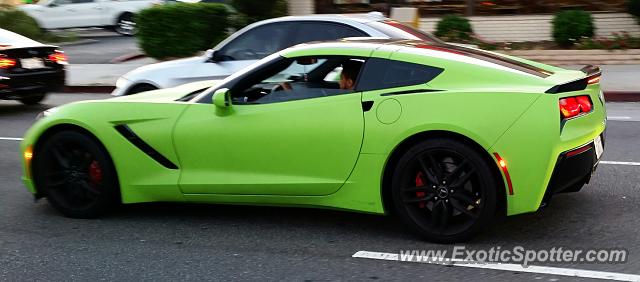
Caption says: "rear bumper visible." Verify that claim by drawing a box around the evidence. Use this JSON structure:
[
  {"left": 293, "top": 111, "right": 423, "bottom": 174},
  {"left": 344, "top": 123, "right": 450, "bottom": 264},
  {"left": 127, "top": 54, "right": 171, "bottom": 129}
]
[
  {"left": 541, "top": 133, "right": 605, "bottom": 206},
  {"left": 0, "top": 69, "right": 65, "bottom": 100}
]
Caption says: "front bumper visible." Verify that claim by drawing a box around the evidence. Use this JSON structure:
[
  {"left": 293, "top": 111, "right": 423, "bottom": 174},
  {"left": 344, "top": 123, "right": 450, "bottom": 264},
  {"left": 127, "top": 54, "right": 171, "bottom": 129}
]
[
  {"left": 0, "top": 69, "right": 65, "bottom": 100},
  {"left": 541, "top": 133, "right": 605, "bottom": 206}
]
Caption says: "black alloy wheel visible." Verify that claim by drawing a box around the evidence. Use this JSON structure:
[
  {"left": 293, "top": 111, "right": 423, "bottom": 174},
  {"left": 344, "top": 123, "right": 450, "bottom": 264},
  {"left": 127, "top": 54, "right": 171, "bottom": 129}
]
[
  {"left": 391, "top": 138, "right": 498, "bottom": 243},
  {"left": 33, "top": 130, "right": 119, "bottom": 218}
]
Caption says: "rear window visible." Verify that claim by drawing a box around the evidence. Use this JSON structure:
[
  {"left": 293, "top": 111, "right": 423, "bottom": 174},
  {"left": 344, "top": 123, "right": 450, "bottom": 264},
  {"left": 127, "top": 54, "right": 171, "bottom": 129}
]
[
  {"left": 0, "top": 29, "right": 40, "bottom": 47},
  {"left": 365, "top": 20, "right": 444, "bottom": 44},
  {"left": 357, "top": 58, "right": 444, "bottom": 91}
]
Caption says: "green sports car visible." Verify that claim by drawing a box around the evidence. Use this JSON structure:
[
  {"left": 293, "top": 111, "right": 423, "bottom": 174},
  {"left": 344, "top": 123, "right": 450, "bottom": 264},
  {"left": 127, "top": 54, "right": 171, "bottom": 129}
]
[{"left": 21, "top": 39, "right": 606, "bottom": 243}]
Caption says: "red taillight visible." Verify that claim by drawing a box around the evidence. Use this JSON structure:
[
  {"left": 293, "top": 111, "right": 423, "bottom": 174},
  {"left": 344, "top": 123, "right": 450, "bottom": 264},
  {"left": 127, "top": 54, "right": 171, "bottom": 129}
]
[
  {"left": 559, "top": 95, "right": 592, "bottom": 119},
  {"left": 0, "top": 57, "right": 16, "bottom": 69},
  {"left": 48, "top": 50, "right": 67, "bottom": 64}
]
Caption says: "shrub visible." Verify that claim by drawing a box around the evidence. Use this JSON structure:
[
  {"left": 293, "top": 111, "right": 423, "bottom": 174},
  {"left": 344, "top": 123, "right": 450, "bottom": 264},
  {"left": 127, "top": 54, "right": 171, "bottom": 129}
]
[
  {"left": 230, "top": 0, "right": 287, "bottom": 26},
  {"left": 434, "top": 15, "right": 473, "bottom": 42},
  {"left": 552, "top": 10, "right": 595, "bottom": 46},
  {"left": 136, "top": 3, "right": 229, "bottom": 59},
  {"left": 628, "top": 0, "right": 640, "bottom": 22},
  {"left": 0, "top": 6, "right": 44, "bottom": 40}
]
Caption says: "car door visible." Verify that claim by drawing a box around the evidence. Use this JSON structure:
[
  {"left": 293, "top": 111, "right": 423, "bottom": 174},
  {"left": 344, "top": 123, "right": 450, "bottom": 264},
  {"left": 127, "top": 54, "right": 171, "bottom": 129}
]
[
  {"left": 174, "top": 55, "right": 366, "bottom": 196},
  {"left": 189, "top": 22, "right": 295, "bottom": 82},
  {"left": 42, "top": 0, "right": 102, "bottom": 28}
]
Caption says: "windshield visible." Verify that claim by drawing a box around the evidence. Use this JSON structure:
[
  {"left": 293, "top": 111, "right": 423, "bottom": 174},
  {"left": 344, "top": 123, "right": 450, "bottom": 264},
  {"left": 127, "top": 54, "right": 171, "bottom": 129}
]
[{"left": 365, "top": 20, "right": 445, "bottom": 44}]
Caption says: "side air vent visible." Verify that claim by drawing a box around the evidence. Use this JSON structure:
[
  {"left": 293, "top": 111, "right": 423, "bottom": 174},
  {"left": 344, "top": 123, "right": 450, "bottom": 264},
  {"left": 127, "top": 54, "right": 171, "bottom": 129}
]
[{"left": 114, "top": 125, "right": 178, "bottom": 169}]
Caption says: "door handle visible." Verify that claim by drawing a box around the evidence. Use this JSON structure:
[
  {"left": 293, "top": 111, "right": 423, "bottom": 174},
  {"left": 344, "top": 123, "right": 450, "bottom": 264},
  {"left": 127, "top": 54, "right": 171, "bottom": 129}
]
[
  {"left": 94, "top": 6, "right": 103, "bottom": 10},
  {"left": 361, "top": 101, "right": 374, "bottom": 112},
  {"left": 66, "top": 8, "right": 76, "bottom": 12}
]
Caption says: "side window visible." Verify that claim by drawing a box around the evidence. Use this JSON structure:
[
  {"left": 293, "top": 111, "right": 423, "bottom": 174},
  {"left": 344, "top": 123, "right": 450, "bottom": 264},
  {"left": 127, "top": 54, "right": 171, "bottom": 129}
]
[
  {"left": 229, "top": 56, "right": 365, "bottom": 105},
  {"left": 218, "top": 23, "right": 292, "bottom": 61},
  {"left": 357, "top": 58, "right": 444, "bottom": 91},
  {"left": 291, "top": 22, "right": 368, "bottom": 46}
]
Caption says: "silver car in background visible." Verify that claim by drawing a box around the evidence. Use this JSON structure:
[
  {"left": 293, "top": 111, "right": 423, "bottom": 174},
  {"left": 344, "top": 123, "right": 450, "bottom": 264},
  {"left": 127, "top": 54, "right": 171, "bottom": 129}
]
[{"left": 112, "top": 12, "right": 443, "bottom": 96}]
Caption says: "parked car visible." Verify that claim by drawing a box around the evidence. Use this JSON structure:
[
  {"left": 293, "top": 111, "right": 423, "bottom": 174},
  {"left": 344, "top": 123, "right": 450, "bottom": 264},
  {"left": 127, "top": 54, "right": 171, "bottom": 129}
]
[
  {"left": 17, "top": 0, "right": 155, "bottom": 36},
  {"left": 0, "top": 28, "right": 66, "bottom": 105},
  {"left": 112, "top": 13, "right": 445, "bottom": 96},
  {"left": 22, "top": 38, "right": 605, "bottom": 243}
]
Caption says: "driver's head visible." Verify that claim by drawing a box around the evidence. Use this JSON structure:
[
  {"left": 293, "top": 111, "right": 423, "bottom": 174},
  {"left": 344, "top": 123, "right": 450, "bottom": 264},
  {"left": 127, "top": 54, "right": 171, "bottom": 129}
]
[{"left": 340, "top": 60, "right": 362, "bottom": 90}]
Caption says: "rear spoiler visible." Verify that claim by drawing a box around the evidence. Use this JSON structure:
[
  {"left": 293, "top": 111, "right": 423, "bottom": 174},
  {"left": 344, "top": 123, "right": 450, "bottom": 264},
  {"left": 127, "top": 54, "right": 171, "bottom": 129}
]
[{"left": 545, "top": 65, "right": 602, "bottom": 94}]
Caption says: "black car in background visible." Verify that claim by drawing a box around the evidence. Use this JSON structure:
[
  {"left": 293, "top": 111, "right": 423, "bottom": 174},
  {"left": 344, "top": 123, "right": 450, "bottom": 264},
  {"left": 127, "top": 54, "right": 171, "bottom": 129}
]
[{"left": 0, "top": 28, "right": 66, "bottom": 105}]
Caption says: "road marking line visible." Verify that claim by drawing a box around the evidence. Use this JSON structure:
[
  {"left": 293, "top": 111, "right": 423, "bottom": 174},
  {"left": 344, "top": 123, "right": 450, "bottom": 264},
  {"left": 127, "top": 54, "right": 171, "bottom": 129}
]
[
  {"left": 608, "top": 116, "right": 632, "bottom": 120},
  {"left": 353, "top": 251, "right": 640, "bottom": 282},
  {"left": 600, "top": 161, "right": 640, "bottom": 166},
  {"left": 0, "top": 137, "right": 23, "bottom": 141}
]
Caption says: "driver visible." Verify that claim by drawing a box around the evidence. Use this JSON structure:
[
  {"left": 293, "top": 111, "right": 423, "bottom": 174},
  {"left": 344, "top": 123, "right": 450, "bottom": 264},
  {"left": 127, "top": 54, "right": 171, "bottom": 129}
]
[{"left": 339, "top": 60, "right": 362, "bottom": 90}]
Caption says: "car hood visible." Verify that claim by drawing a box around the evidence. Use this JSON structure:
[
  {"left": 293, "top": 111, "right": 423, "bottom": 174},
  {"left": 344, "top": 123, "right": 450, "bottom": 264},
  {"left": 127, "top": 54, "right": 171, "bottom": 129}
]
[
  {"left": 110, "top": 79, "right": 220, "bottom": 103},
  {"left": 123, "top": 56, "right": 205, "bottom": 79}
]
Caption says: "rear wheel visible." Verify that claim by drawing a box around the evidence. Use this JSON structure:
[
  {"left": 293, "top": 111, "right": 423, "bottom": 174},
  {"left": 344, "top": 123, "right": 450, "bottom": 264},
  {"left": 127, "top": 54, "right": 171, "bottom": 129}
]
[
  {"left": 33, "top": 130, "right": 119, "bottom": 218},
  {"left": 19, "top": 93, "right": 46, "bottom": 105},
  {"left": 391, "top": 138, "right": 498, "bottom": 243}
]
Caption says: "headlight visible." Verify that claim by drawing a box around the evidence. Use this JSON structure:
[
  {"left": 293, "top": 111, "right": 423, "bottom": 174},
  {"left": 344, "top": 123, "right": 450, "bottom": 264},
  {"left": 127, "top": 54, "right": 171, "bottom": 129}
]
[
  {"left": 36, "top": 107, "right": 58, "bottom": 120},
  {"left": 115, "top": 77, "right": 129, "bottom": 89}
]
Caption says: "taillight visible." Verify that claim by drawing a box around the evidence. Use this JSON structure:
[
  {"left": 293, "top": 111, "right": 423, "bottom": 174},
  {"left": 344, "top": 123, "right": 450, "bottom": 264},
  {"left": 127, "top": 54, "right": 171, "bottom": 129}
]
[
  {"left": 48, "top": 50, "right": 67, "bottom": 64},
  {"left": 0, "top": 57, "right": 16, "bottom": 69},
  {"left": 559, "top": 95, "right": 592, "bottom": 119}
]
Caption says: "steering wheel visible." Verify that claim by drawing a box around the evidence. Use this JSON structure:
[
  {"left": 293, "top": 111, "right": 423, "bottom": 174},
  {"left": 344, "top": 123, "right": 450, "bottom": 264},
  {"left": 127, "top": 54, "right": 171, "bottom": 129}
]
[
  {"left": 271, "top": 82, "right": 292, "bottom": 93},
  {"left": 229, "top": 49, "right": 258, "bottom": 60}
]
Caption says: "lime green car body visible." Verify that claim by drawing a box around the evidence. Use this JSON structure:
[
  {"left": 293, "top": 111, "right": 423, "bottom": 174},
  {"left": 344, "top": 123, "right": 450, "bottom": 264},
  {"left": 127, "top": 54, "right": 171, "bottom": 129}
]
[{"left": 21, "top": 39, "right": 606, "bottom": 216}]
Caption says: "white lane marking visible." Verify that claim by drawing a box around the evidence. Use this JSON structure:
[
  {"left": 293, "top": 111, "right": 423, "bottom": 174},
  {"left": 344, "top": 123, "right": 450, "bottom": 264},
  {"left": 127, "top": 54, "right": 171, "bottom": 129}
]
[
  {"left": 608, "top": 116, "right": 633, "bottom": 121},
  {"left": 600, "top": 161, "right": 640, "bottom": 166},
  {"left": 0, "top": 137, "right": 23, "bottom": 141},
  {"left": 353, "top": 251, "right": 640, "bottom": 282}
]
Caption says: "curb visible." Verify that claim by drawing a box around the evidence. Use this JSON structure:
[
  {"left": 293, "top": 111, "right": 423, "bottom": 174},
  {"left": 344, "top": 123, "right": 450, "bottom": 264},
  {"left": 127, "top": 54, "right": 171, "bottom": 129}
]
[
  {"left": 61, "top": 87, "right": 640, "bottom": 101},
  {"left": 55, "top": 39, "right": 99, "bottom": 47},
  {"left": 604, "top": 91, "right": 640, "bottom": 102},
  {"left": 63, "top": 86, "right": 115, "bottom": 94},
  {"left": 110, "top": 53, "right": 147, "bottom": 64}
]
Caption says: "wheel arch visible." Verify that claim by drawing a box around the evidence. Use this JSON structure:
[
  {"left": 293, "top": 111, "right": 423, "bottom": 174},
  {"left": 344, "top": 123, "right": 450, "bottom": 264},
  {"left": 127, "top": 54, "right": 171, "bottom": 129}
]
[
  {"left": 380, "top": 130, "right": 507, "bottom": 218},
  {"left": 31, "top": 123, "right": 121, "bottom": 201}
]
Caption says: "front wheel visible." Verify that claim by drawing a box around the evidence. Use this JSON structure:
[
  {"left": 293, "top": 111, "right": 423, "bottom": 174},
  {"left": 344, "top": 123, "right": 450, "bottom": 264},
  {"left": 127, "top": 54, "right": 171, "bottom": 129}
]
[
  {"left": 391, "top": 138, "right": 498, "bottom": 243},
  {"left": 33, "top": 130, "right": 120, "bottom": 218},
  {"left": 114, "top": 13, "right": 136, "bottom": 36}
]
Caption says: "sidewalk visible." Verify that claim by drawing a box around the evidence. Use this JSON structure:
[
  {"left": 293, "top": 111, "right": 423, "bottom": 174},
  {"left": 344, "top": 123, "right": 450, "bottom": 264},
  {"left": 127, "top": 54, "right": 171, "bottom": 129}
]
[{"left": 65, "top": 62, "right": 640, "bottom": 101}]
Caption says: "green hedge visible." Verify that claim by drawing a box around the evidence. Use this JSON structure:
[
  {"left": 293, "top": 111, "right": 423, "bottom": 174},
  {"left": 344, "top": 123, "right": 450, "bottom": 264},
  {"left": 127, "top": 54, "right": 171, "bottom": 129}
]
[
  {"left": 629, "top": 0, "right": 640, "bottom": 22},
  {"left": 552, "top": 10, "right": 595, "bottom": 46},
  {"left": 230, "top": 0, "right": 287, "bottom": 27},
  {"left": 434, "top": 15, "right": 473, "bottom": 42},
  {"left": 136, "top": 3, "right": 229, "bottom": 59},
  {"left": 0, "top": 6, "right": 44, "bottom": 40}
]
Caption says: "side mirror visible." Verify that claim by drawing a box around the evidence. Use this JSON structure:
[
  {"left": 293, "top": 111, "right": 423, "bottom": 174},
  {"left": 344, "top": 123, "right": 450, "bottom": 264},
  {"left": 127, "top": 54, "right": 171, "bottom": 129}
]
[
  {"left": 205, "top": 49, "right": 220, "bottom": 63},
  {"left": 212, "top": 88, "right": 231, "bottom": 109}
]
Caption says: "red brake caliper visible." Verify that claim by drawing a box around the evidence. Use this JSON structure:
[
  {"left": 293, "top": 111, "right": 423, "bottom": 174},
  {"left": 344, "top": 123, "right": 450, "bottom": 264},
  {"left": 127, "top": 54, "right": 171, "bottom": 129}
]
[
  {"left": 88, "top": 160, "right": 103, "bottom": 186},
  {"left": 415, "top": 172, "right": 426, "bottom": 208}
]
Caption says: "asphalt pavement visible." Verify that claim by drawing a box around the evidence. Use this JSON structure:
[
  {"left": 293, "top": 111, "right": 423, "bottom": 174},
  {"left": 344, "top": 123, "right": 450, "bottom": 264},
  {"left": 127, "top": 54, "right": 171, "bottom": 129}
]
[{"left": 1, "top": 94, "right": 640, "bottom": 281}]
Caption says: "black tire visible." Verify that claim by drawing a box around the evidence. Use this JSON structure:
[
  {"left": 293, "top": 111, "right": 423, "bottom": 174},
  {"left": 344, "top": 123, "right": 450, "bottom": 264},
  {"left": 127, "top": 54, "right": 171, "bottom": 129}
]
[
  {"left": 391, "top": 138, "right": 498, "bottom": 243},
  {"left": 126, "top": 84, "right": 157, "bottom": 95},
  {"left": 33, "top": 130, "right": 120, "bottom": 218},
  {"left": 19, "top": 93, "right": 46, "bottom": 105},
  {"left": 114, "top": 13, "right": 136, "bottom": 36}
]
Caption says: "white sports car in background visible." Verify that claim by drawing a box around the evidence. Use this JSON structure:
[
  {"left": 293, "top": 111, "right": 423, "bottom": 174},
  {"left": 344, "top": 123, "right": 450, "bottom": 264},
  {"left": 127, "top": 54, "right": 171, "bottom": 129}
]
[{"left": 112, "top": 13, "right": 445, "bottom": 96}]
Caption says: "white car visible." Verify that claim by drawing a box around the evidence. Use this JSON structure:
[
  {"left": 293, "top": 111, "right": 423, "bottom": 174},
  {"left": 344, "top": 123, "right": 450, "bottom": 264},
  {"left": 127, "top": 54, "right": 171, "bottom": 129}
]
[
  {"left": 18, "top": 0, "right": 154, "bottom": 36},
  {"left": 112, "top": 13, "right": 445, "bottom": 96}
]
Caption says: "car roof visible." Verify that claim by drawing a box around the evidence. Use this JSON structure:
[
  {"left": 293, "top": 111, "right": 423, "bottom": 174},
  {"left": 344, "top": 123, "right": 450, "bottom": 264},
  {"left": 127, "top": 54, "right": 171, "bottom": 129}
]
[
  {"left": 281, "top": 38, "right": 553, "bottom": 78},
  {"left": 260, "top": 12, "right": 387, "bottom": 24}
]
